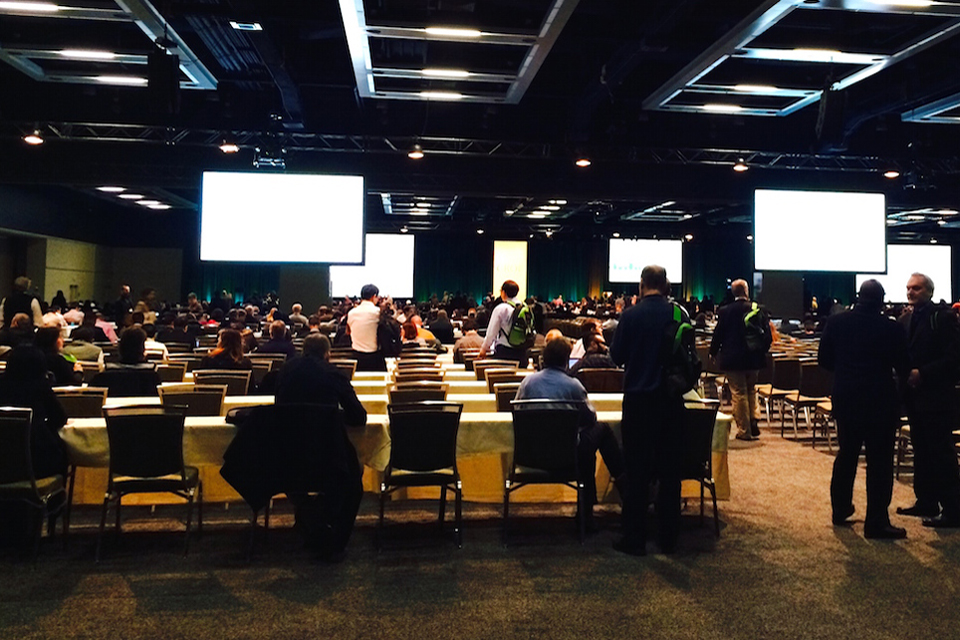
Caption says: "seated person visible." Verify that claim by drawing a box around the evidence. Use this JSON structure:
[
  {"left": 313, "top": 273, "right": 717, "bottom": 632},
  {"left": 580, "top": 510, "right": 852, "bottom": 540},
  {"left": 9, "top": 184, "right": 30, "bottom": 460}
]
[
  {"left": 428, "top": 309, "right": 456, "bottom": 344},
  {"left": 570, "top": 319, "right": 601, "bottom": 359},
  {"left": 61, "top": 326, "right": 104, "bottom": 365},
  {"left": 200, "top": 328, "right": 254, "bottom": 371},
  {"left": 515, "top": 338, "right": 626, "bottom": 528},
  {"left": 0, "top": 313, "right": 36, "bottom": 349},
  {"left": 256, "top": 320, "right": 298, "bottom": 360},
  {"left": 288, "top": 303, "right": 310, "bottom": 328},
  {"left": 90, "top": 327, "right": 161, "bottom": 397},
  {"left": 34, "top": 326, "right": 83, "bottom": 386},
  {"left": 62, "top": 302, "right": 85, "bottom": 325},
  {"left": 142, "top": 323, "right": 169, "bottom": 361},
  {"left": 401, "top": 321, "right": 426, "bottom": 347},
  {"left": 452, "top": 318, "right": 484, "bottom": 362},
  {"left": 569, "top": 332, "right": 618, "bottom": 375}
]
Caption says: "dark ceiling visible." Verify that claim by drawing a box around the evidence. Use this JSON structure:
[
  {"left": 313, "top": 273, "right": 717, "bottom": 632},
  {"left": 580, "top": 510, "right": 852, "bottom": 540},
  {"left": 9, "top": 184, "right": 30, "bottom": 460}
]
[{"left": 2, "top": 0, "right": 960, "bottom": 242}]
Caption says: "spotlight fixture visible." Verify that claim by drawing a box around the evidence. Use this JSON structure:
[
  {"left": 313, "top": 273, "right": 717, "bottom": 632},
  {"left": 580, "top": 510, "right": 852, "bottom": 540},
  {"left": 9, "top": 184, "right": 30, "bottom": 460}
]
[
  {"left": 476, "top": 228, "right": 484, "bottom": 235},
  {"left": 575, "top": 157, "right": 592, "bottom": 168},
  {"left": 684, "top": 234, "right": 694, "bottom": 241},
  {"left": 930, "top": 238, "right": 938, "bottom": 244},
  {"left": 883, "top": 170, "right": 900, "bottom": 179},
  {"left": 219, "top": 141, "right": 240, "bottom": 154},
  {"left": 612, "top": 232, "right": 620, "bottom": 238},
  {"left": 408, "top": 144, "right": 425, "bottom": 160},
  {"left": 733, "top": 158, "right": 749, "bottom": 172},
  {"left": 544, "top": 230, "right": 554, "bottom": 238},
  {"left": 400, "top": 226, "right": 409, "bottom": 233},
  {"left": 747, "top": 234, "right": 754, "bottom": 241},
  {"left": 23, "top": 130, "right": 44, "bottom": 145}
]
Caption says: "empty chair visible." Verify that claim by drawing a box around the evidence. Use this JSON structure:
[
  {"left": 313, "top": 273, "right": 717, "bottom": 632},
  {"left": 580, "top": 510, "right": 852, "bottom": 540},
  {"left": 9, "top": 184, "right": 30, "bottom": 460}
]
[
  {"left": 380, "top": 402, "right": 464, "bottom": 548},
  {"left": 757, "top": 358, "right": 801, "bottom": 424},
  {"left": 573, "top": 368, "right": 624, "bottom": 393},
  {"left": 399, "top": 347, "right": 437, "bottom": 359},
  {"left": 78, "top": 361, "right": 102, "bottom": 385},
  {"left": 388, "top": 382, "right": 449, "bottom": 404},
  {"left": 167, "top": 355, "right": 204, "bottom": 373},
  {"left": 55, "top": 387, "right": 108, "bottom": 418},
  {"left": 504, "top": 399, "right": 587, "bottom": 544},
  {"left": 680, "top": 403, "right": 721, "bottom": 537},
  {"left": 474, "top": 359, "right": 518, "bottom": 382},
  {"left": 329, "top": 359, "right": 358, "bottom": 380},
  {"left": 485, "top": 368, "right": 527, "bottom": 393},
  {"left": 89, "top": 366, "right": 160, "bottom": 398},
  {"left": 158, "top": 384, "right": 228, "bottom": 416},
  {"left": 394, "top": 358, "right": 439, "bottom": 370},
  {"left": 463, "top": 351, "right": 481, "bottom": 372},
  {"left": 156, "top": 362, "right": 187, "bottom": 383},
  {"left": 0, "top": 407, "right": 68, "bottom": 558},
  {"left": 454, "top": 348, "right": 480, "bottom": 365},
  {"left": 394, "top": 369, "right": 444, "bottom": 384},
  {"left": 164, "top": 342, "right": 194, "bottom": 355},
  {"left": 781, "top": 362, "right": 832, "bottom": 438},
  {"left": 249, "top": 353, "right": 288, "bottom": 368},
  {"left": 193, "top": 369, "right": 252, "bottom": 395},
  {"left": 249, "top": 360, "right": 274, "bottom": 389},
  {"left": 494, "top": 382, "right": 521, "bottom": 412},
  {"left": 97, "top": 405, "right": 201, "bottom": 562}
]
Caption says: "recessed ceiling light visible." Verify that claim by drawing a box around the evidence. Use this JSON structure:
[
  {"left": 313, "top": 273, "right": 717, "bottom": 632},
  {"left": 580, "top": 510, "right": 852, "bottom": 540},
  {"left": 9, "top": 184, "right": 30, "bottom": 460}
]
[
  {"left": 408, "top": 144, "right": 425, "bottom": 159},
  {"left": 136, "top": 200, "right": 160, "bottom": 206},
  {"left": 95, "top": 75, "right": 148, "bottom": 86},
  {"left": 549, "top": 199, "right": 567, "bottom": 205},
  {"left": 422, "top": 68, "right": 470, "bottom": 79},
  {"left": 703, "top": 104, "right": 743, "bottom": 113},
  {"left": 612, "top": 232, "right": 620, "bottom": 238},
  {"left": 415, "top": 202, "right": 430, "bottom": 209},
  {"left": 409, "top": 211, "right": 429, "bottom": 216},
  {"left": 528, "top": 214, "right": 548, "bottom": 219},
  {"left": 575, "top": 158, "right": 592, "bottom": 168},
  {"left": 0, "top": 2, "right": 60, "bottom": 11},
  {"left": 96, "top": 186, "right": 125, "bottom": 193},
  {"left": 148, "top": 203, "right": 171, "bottom": 210},
  {"left": 682, "top": 214, "right": 693, "bottom": 220},
  {"left": 219, "top": 142, "right": 240, "bottom": 153},
  {"left": 419, "top": 91, "right": 463, "bottom": 101},
  {"left": 229, "top": 21, "right": 262, "bottom": 31},
  {"left": 938, "top": 220, "right": 947, "bottom": 226},
  {"left": 23, "top": 131, "right": 44, "bottom": 145},
  {"left": 733, "top": 84, "right": 779, "bottom": 93},
  {"left": 884, "top": 170, "right": 900, "bottom": 179},
  {"left": 684, "top": 234, "right": 694, "bottom": 241},
  {"left": 938, "top": 209, "right": 958, "bottom": 215},
  {"left": 538, "top": 205, "right": 561, "bottom": 211},
  {"left": 424, "top": 27, "right": 482, "bottom": 38},
  {"left": 60, "top": 49, "right": 116, "bottom": 60},
  {"left": 544, "top": 230, "right": 554, "bottom": 238},
  {"left": 747, "top": 234, "right": 754, "bottom": 241},
  {"left": 930, "top": 238, "right": 938, "bottom": 244},
  {"left": 118, "top": 193, "right": 144, "bottom": 200},
  {"left": 476, "top": 228, "right": 484, "bottom": 235},
  {"left": 400, "top": 226, "right": 409, "bottom": 233}
]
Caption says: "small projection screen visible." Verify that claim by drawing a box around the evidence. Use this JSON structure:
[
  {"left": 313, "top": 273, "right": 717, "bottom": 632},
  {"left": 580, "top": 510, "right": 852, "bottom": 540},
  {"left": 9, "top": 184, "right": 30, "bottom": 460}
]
[
  {"left": 608, "top": 238, "right": 683, "bottom": 283},
  {"left": 329, "top": 233, "right": 415, "bottom": 299},
  {"left": 200, "top": 172, "right": 364, "bottom": 263},
  {"left": 856, "top": 244, "right": 952, "bottom": 303},
  {"left": 754, "top": 189, "right": 886, "bottom": 272}
]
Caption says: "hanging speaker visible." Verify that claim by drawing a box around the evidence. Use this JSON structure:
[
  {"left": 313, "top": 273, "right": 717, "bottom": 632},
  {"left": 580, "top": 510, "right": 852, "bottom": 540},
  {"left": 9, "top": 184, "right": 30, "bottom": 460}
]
[
  {"left": 148, "top": 49, "right": 181, "bottom": 117},
  {"left": 816, "top": 88, "right": 846, "bottom": 150}
]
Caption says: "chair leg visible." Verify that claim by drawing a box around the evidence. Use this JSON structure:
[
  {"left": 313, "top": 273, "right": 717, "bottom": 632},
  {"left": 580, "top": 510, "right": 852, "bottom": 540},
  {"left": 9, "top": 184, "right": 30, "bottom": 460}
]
[
  {"left": 438, "top": 485, "right": 447, "bottom": 530},
  {"left": 96, "top": 494, "right": 111, "bottom": 564},
  {"left": 709, "top": 483, "right": 720, "bottom": 538},
  {"left": 32, "top": 506, "right": 45, "bottom": 561},
  {"left": 502, "top": 482, "right": 510, "bottom": 546},
  {"left": 115, "top": 494, "right": 122, "bottom": 538},
  {"left": 64, "top": 466, "right": 75, "bottom": 549},
  {"left": 247, "top": 509, "right": 258, "bottom": 561},
  {"left": 183, "top": 492, "right": 195, "bottom": 556},
  {"left": 455, "top": 480, "right": 463, "bottom": 549},
  {"left": 263, "top": 501, "right": 271, "bottom": 545},
  {"left": 197, "top": 481, "right": 204, "bottom": 535},
  {"left": 700, "top": 481, "right": 705, "bottom": 526},
  {"left": 377, "top": 483, "right": 386, "bottom": 551},
  {"left": 576, "top": 482, "right": 586, "bottom": 545}
]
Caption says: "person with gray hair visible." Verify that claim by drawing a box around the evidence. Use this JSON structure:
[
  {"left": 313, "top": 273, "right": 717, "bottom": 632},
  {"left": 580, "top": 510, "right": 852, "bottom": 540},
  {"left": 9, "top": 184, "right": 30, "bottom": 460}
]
[
  {"left": 0, "top": 276, "right": 43, "bottom": 329},
  {"left": 819, "top": 279, "right": 911, "bottom": 538},
  {"left": 895, "top": 272, "right": 960, "bottom": 527}
]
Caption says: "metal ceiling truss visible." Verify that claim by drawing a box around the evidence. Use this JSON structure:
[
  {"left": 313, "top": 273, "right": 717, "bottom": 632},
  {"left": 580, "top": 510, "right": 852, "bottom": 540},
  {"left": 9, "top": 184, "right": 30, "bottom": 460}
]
[
  {"left": 902, "top": 91, "right": 960, "bottom": 124},
  {"left": 643, "top": 0, "right": 960, "bottom": 117}
]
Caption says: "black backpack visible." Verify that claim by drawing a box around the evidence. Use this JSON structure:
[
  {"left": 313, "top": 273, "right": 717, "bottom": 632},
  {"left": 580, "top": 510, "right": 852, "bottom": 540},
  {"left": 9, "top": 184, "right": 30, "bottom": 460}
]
[
  {"left": 660, "top": 303, "right": 702, "bottom": 396},
  {"left": 743, "top": 302, "right": 773, "bottom": 354},
  {"left": 377, "top": 317, "right": 402, "bottom": 357}
]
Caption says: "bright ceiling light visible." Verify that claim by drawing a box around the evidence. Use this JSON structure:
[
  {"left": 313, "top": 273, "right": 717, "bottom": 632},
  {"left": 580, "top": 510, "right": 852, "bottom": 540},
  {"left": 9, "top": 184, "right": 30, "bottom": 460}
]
[
  {"left": 96, "top": 186, "right": 125, "bottom": 193},
  {"left": 229, "top": 21, "right": 262, "bottom": 31},
  {"left": 476, "top": 228, "right": 485, "bottom": 235},
  {"left": 930, "top": 238, "right": 938, "bottom": 244},
  {"left": 883, "top": 170, "right": 900, "bottom": 179},
  {"left": 148, "top": 203, "right": 171, "bottom": 210},
  {"left": 733, "top": 84, "right": 779, "bottom": 93},
  {"left": 95, "top": 75, "right": 148, "bottom": 86},
  {"left": 868, "top": 0, "right": 934, "bottom": 6},
  {"left": 681, "top": 214, "right": 693, "bottom": 220},
  {"left": 544, "top": 230, "right": 554, "bottom": 238},
  {"left": 575, "top": 158, "right": 592, "bottom": 168},
  {"left": 136, "top": 200, "right": 160, "bottom": 206},
  {"left": 684, "top": 234, "right": 694, "bottom": 241},
  {"left": 407, "top": 144, "right": 425, "bottom": 160},
  {"left": 424, "top": 27, "right": 482, "bottom": 38},
  {"left": 219, "top": 142, "right": 240, "bottom": 153},
  {"left": 938, "top": 220, "right": 947, "bottom": 226},
  {"left": 733, "top": 159, "right": 749, "bottom": 172},
  {"left": 703, "top": 104, "right": 743, "bottom": 113},
  {"left": 538, "top": 205, "right": 561, "bottom": 211},
  {"left": 549, "top": 199, "right": 567, "bottom": 205},
  {"left": 400, "top": 226, "right": 409, "bottom": 233},
  {"left": 118, "top": 193, "right": 144, "bottom": 200},
  {"left": 747, "top": 234, "right": 754, "bottom": 241},
  {"left": 419, "top": 91, "right": 463, "bottom": 101},
  {"left": 422, "top": 68, "right": 470, "bottom": 79},
  {"left": 612, "top": 232, "right": 620, "bottom": 238},
  {"left": 0, "top": 2, "right": 60, "bottom": 11},
  {"left": 415, "top": 202, "right": 430, "bottom": 209},
  {"left": 409, "top": 210, "right": 429, "bottom": 216},
  {"left": 938, "top": 209, "right": 958, "bottom": 215},
  {"left": 23, "top": 131, "right": 44, "bottom": 145},
  {"left": 528, "top": 214, "right": 548, "bottom": 219},
  {"left": 60, "top": 49, "right": 117, "bottom": 60}
]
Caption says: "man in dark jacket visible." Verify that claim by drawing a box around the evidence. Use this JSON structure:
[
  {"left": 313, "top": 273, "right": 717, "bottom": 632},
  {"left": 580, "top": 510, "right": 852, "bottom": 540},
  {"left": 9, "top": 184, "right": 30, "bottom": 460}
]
[
  {"left": 896, "top": 272, "right": 960, "bottom": 527},
  {"left": 819, "top": 280, "right": 910, "bottom": 539},
  {"left": 710, "top": 279, "right": 767, "bottom": 441}
]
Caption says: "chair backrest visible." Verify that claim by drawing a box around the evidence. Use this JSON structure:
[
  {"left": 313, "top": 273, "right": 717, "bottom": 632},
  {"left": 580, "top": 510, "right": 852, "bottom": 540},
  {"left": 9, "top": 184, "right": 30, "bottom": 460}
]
[
  {"left": 772, "top": 358, "right": 802, "bottom": 391},
  {"left": 90, "top": 368, "right": 161, "bottom": 398},
  {"left": 463, "top": 351, "right": 481, "bottom": 372},
  {"left": 193, "top": 369, "right": 252, "bottom": 395},
  {"left": 164, "top": 342, "right": 194, "bottom": 354},
  {"left": 388, "top": 383, "right": 448, "bottom": 404},
  {"left": 249, "top": 353, "right": 288, "bottom": 366},
  {"left": 387, "top": 402, "right": 463, "bottom": 473},
  {"left": 156, "top": 362, "right": 187, "bottom": 383},
  {"left": 329, "top": 359, "right": 358, "bottom": 380},
  {"left": 399, "top": 347, "right": 437, "bottom": 359},
  {"left": 679, "top": 404, "right": 719, "bottom": 481},
  {"left": 168, "top": 354, "right": 204, "bottom": 373},
  {"left": 510, "top": 399, "right": 581, "bottom": 478},
  {"left": 249, "top": 360, "right": 274, "bottom": 388},
  {"left": 474, "top": 359, "right": 519, "bottom": 381},
  {"left": 573, "top": 368, "right": 624, "bottom": 393},
  {"left": 756, "top": 352, "right": 775, "bottom": 385},
  {"left": 394, "top": 369, "right": 445, "bottom": 383},
  {"left": 55, "top": 387, "right": 108, "bottom": 418},
  {"left": 158, "top": 384, "right": 227, "bottom": 416},
  {"left": 103, "top": 405, "right": 188, "bottom": 479},
  {"left": 0, "top": 407, "right": 35, "bottom": 486},
  {"left": 197, "top": 335, "right": 218, "bottom": 348},
  {"left": 799, "top": 361, "right": 832, "bottom": 398},
  {"left": 494, "top": 382, "right": 521, "bottom": 412},
  {"left": 395, "top": 358, "right": 439, "bottom": 370},
  {"left": 453, "top": 347, "right": 480, "bottom": 365},
  {"left": 330, "top": 348, "right": 354, "bottom": 359},
  {"left": 79, "top": 361, "right": 101, "bottom": 384},
  {"left": 485, "top": 368, "right": 527, "bottom": 393}
]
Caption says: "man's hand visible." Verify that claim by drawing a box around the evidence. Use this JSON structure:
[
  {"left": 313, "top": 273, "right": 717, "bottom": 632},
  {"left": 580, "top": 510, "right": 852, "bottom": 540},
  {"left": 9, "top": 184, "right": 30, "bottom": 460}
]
[{"left": 908, "top": 368, "right": 921, "bottom": 388}]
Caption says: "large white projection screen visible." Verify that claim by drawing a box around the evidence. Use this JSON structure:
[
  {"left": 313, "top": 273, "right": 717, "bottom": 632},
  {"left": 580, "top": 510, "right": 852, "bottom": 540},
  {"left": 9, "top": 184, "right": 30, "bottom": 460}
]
[
  {"left": 493, "top": 241, "right": 528, "bottom": 300},
  {"left": 200, "top": 172, "right": 364, "bottom": 263},
  {"left": 329, "top": 234, "right": 415, "bottom": 299},
  {"left": 754, "top": 189, "right": 886, "bottom": 272},
  {"left": 856, "top": 244, "right": 952, "bottom": 303},
  {"left": 608, "top": 239, "right": 683, "bottom": 284}
]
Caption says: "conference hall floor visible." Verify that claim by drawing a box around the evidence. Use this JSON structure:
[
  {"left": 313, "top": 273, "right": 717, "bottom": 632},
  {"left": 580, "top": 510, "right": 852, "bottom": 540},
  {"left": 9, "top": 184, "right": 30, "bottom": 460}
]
[{"left": 1, "top": 422, "right": 957, "bottom": 640}]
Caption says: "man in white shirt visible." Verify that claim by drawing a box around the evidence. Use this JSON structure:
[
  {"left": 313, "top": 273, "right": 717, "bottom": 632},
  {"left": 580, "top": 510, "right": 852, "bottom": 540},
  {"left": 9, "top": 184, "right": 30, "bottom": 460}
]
[
  {"left": 347, "top": 284, "right": 386, "bottom": 371},
  {"left": 479, "top": 280, "right": 526, "bottom": 363}
]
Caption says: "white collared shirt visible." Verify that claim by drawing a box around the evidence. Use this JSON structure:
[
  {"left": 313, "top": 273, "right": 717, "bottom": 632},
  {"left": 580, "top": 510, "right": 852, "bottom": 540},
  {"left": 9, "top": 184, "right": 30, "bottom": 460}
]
[{"left": 347, "top": 299, "right": 380, "bottom": 353}]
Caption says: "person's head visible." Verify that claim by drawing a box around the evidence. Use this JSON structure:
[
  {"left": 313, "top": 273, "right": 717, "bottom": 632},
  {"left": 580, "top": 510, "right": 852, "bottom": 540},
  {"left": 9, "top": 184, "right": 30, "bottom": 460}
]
[
  {"left": 436, "top": 309, "right": 448, "bottom": 321},
  {"left": 542, "top": 336, "right": 572, "bottom": 369},
  {"left": 269, "top": 320, "right": 287, "bottom": 340},
  {"left": 13, "top": 276, "right": 30, "bottom": 293},
  {"left": 118, "top": 327, "right": 147, "bottom": 364},
  {"left": 907, "top": 273, "right": 934, "bottom": 306},
  {"left": 500, "top": 280, "right": 520, "bottom": 300},
  {"left": 187, "top": 292, "right": 198, "bottom": 302},
  {"left": 173, "top": 314, "right": 189, "bottom": 329},
  {"left": 461, "top": 318, "right": 478, "bottom": 333},
  {"left": 120, "top": 284, "right": 130, "bottom": 296},
  {"left": 545, "top": 328, "right": 565, "bottom": 343},
  {"left": 639, "top": 265, "right": 668, "bottom": 297},
  {"left": 582, "top": 332, "right": 607, "bottom": 354},
  {"left": 130, "top": 311, "right": 144, "bottom": 326},
  {"left": 210, "top": 308, "right": 224, "bottom": 323},
  {"left": 34, "top": 326, "right": 62, "bottom": 353},
  {"left": 71, "top": 326, "right": 95, "bottom": 343},
  {"left": 858, "top": 279, "right": 886, "bottom": 310},
  {"left": 731, "top": 279, "right": 749, "bottom": 299},
  {"left": 291, "top": 303, "right": 302, "bottom": 315},
  {"left": 308, "top": 314, "right": 321, "bottom": 328},
  {"left": 4, "top": 345, "right": 47, "bottom": 381},
  {"left": 11, "top": 313, "right": 31, "bottom": 330},
  {"left": 360, "top": 284, "right": 379, "bottom": 301},
  {"left": 216, "top": 328, "right": 244, "bottom": 362},
  {"left": 301, "top": 334, "right": 331, "bottom": 360},
  {"left": 580, "top": 320, "right": 600, "bottom": 338},
  {"left": 161, "top": 311, "right": 176, "bottom": 326},
  {"left": 142, "top": 323, "right": 157, "bottom": 339},
  {"left": 402, "top": 321, "right": 418, "bottom": 341}
]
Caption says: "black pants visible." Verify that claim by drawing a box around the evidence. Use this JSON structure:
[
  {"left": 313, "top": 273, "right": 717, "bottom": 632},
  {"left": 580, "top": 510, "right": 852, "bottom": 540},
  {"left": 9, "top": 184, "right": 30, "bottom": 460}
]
[
  {"left": 493, "top": 344, "right": 526, "bottom": 364},
  {"left": 621, "top": 391, "right": 683, "bottom": 548},
  {"left": 352, "top": 350, "right": 387, "bottom": 372},
  {"left": 907, "top": 406, "right": 960, "bottom": 517},
  {"left": 290, "top": 444, "right": 363, "bottom": 555},
  {"left": 830, "top": 401, "right": 897, "bottom": 527},
  {"left": 578, "top": 421, "right": 625, "bottom": 508}
]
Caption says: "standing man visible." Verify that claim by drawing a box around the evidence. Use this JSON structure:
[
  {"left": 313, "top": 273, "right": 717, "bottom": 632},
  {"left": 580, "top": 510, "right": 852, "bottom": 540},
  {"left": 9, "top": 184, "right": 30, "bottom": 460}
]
[
  {"left": 896, "top": 273, "right": 960, "bottom": 527},
  {"left": 347, "top": 284, "right": 386, "bottom": 371},
  {"left": 710, "top": 279, "right": 766, "bottom": 441},
  {"left": 114, "top": 284, "right": 133, "bottom": 325},
  {"left": 819, "top": 280, "right": 910, "bottom": 538},
  {"left": 478, "top": 280, "right": 526, "bottom": 363},
  {"left": 610, "top": 265, "right": 686, "bottom": 555},
  {"left": 0, "top": 276, "right": 43, "bottom": 328}
]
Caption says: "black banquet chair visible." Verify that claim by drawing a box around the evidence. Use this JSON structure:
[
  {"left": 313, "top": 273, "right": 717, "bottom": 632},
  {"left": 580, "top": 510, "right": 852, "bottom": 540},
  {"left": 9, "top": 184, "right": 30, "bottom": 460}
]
[
  {"left": 504, "top": 399, "right": 586, "bottom": 545},
  {"left": 680, "top": 403, "right": 721, "bottom": 537},
  {"left": 380, "top": 401, "right": 464, "bottom": 549}
]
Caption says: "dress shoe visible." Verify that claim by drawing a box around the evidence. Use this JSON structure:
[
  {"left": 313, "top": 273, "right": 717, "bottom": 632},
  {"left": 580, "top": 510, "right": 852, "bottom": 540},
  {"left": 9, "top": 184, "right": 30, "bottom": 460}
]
[
  {"left": 750, "top": 419, "right": 761, "bottom": 438},
  {"left": 735, "top": 432, "right": 758, "bottom": 442},
  {"left": 863, "top": 524, "right": 907, "bottom": 539},
  {"left": 896, "top": 504, "right": 939, "bottom": 518},
  {"left": 613, "top": 539, "right": 647, "bottom": 557},
  {"left": 832, "top": 504, "right": 855, "bottom": 526},
  {"left": 922, "top": 514, "right": 960, "bottom": 528}
]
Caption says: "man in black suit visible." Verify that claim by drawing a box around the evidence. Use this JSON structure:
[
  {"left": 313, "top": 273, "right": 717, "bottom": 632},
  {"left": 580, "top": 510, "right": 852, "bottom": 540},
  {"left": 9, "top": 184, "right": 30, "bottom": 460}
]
[
  {"left": 896, "top": 273, "right": 960, "bottom": 527},
  {"left": 819, "top": 280, "right": 910, "bottom": 539},
  {"left": 709, "top": 279, "right": 766, "bottom": 441}
]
